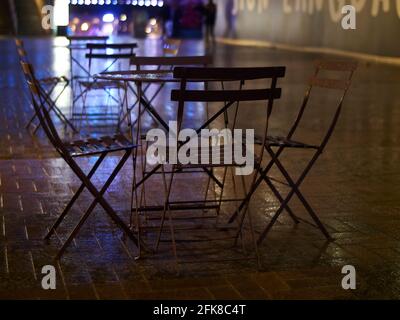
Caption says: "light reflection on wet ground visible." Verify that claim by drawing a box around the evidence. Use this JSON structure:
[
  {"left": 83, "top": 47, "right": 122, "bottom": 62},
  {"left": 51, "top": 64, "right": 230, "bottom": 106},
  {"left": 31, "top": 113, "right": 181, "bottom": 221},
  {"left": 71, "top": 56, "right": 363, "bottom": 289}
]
[{"left": 0, "top": 37, "right": 400, "bottom": 299}]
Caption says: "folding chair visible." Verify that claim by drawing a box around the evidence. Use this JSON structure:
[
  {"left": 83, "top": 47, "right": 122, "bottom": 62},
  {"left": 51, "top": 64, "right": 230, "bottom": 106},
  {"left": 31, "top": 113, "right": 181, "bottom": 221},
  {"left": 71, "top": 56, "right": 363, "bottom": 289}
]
[
  {"left": 72, "top": 43, "right": 138, "bottom": 127},
  {"left": 66, "top": 36, "right": 109, "bottom": 95},
  {"left": 124, "top": 56, "right": 214, "bottom": 223},
  {"left": 122, "top": 40, "right": 183, "bottom": 126},
  {"left": 15, "top": 39, "right": 75, "bottom": 133},
  {"left": 121, "top": 55, "right": 213, "bottom": 129},
  {"left": 134, "top": 66, "right": 286, "bottom": 267},
  {"left": 230, "top": 61, "right": 357, "bottom": 245},
  {"left": 16, "top": 39, "right": 70, "bottom": 95},
  {"left": 22, "top": 61, "right": 139, "bottom": 259}
]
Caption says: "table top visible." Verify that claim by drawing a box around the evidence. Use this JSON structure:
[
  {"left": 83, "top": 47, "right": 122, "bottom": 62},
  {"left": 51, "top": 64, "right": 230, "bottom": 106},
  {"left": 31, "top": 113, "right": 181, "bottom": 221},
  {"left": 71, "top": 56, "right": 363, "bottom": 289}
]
[
  {"left": 94, "top": 70, "right": 178, "bottom": 83},
  {"left": 67, "top": 36, "right": 109, "bottom": 41}
]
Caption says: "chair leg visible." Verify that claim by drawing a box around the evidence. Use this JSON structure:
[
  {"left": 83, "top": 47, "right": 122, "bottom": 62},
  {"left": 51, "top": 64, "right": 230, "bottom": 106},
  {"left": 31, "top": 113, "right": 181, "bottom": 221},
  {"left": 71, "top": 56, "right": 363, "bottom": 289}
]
[
  {"left": 228, "top": 164, "right": 299, "bottom": 224},
  {"left": 290, "top": 183, "right": 333, "bottom": 241},
  {"left": 246, "top": 202, "right": 262, "bottom": 269},
  {"left": 234, "top": 176, "right": 251, "bottom": 246},
  {"left": 167, "top": 203, "right": 179, "bottom": 270},
  {"left": 155, "top": 164, "right": 174, "bottom": 252},
  {"left": 216, "top": 167, "right": 228, "bottom": 216},
  {"left": 257, "top": 147, "right": 332, "bottom": 245},
  {"left": 131, "top": 142, "right": 143, "bottom": 259},
  {"left": 55, "top": 151, "right": 134, "bottom": 259},
  {"left": 60, "top": 151, "right": 139, "bottom": 255},
  {"left": 261, "top": 174, "right": 300, "bottom": 224},
  {"left": 55, "top": 197, "right": 99, "bottom": 260},
  {"left": 257, "top": 202, "right": 286, "bottom": 246},
  {"left": 239, "top": 175, "right": 262, "bottom": 269},
  {"left": 44, "top": 153, "right": 107, "bottom": 241},
  {"left": 155, "top": 164, "right": 179, "bottom": 272}
]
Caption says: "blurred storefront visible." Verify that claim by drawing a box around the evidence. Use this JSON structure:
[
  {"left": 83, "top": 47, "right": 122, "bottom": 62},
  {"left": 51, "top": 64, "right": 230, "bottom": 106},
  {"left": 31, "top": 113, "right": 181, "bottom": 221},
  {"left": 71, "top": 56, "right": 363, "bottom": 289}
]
[
  {"left": 217, "top": 0, "right": 400, "bottom": 57},
  {"left": 68, "top": 0, "right": 166, "bottom": 38}
]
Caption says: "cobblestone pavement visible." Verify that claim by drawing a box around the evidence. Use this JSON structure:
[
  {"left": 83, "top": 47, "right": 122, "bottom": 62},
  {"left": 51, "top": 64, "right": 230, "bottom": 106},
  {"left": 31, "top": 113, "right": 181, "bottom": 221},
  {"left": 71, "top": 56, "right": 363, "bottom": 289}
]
[{"left": 0, "top": 37, "right": 400, "bottom": 300}]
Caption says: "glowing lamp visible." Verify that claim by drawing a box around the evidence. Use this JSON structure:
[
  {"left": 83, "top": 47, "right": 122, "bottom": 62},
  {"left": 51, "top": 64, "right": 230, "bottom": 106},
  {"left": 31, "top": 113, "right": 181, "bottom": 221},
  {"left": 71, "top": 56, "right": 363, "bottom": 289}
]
[{"left": 103, "top": 14, "right": 115, "bottom": 23}]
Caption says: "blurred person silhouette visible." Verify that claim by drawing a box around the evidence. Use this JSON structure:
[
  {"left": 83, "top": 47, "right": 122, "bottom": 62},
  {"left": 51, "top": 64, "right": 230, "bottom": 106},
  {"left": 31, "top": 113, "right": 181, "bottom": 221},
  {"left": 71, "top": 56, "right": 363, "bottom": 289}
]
[
  {"left": 204, "top": 0, "right": 217, "bottom": 45},
  {"left": 224, "top": 0, "right": 237, "bottom": 38},
  {"left": 161, "top": 2, "right": 172, "bottom": 37}
]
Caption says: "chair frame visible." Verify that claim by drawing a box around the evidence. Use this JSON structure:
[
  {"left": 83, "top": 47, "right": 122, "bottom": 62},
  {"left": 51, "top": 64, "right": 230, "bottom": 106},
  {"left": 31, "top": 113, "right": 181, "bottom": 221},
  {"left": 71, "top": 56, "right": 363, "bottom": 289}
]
[
  {"left": 136, "top": 66, "right": 286, "bottom": 267},
  {"left": 120, "top": 55, "right": 213, "bottom": 129},
  {"left": 72, "top": 43, "right": 138, "bottom": 126},
  {"left": 67, "top": 36, "right": 109, "bottom": 96},
  {"left": 229, "top": 61, "right": 357, "bottom": 245},
  {"left": 16, "top": 39, "right": 76, "bottom": 133}
]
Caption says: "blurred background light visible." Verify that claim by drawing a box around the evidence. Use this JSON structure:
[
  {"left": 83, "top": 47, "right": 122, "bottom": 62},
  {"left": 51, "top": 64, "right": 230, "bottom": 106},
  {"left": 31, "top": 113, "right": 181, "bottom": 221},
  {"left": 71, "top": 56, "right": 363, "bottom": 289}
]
[
  {"left": 102, "top": 23, "right": 114, "bottom": 35},
  {"left": 70, "top": 0, "right": 164, "bottom": 6},
  {"left": 54, "top": 0, "right": 70, "bottom": 26},
  {"left": 81, "top": 22, "right": 90, "bottom": 31}
]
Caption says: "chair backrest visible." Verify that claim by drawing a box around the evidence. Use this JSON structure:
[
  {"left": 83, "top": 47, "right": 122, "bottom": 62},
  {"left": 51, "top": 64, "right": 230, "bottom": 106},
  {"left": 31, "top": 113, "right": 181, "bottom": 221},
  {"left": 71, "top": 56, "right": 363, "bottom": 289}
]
[
  {"left": 171, "top": 66, "right": 285, "bottom": 140},
  {"left": 21, "top": 62, "right": 67, "bottom": 155},
  {"left": 130, "top": 56, "right": 213, "bottom": 70},
  {"left": 172, "top": 66, "right": 285, "bottom": 102},
  {"left": 85, "top": 43, "right": 138, "bottom": 73},
  {"left": 17, "top": 47, "right": 28, "bottom": 63},
  {"left": 287, "top": 60, "right": 357, "bottom": 150},
  {"left": 86, "top": 43, "right": 138, "bottom": 50}
]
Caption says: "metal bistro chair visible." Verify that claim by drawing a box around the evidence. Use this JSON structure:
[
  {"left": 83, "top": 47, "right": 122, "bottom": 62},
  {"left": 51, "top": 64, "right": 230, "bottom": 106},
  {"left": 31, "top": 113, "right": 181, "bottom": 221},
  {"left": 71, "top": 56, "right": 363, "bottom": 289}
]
[
  {"left": 66, "top": 35, "right": 109, "bottom": 95},
  {"left": 73, "top": 43, "right": 138, "bottom": 127},
  {"left": 136, "top": 66, "right": 286, "bottom": 267},
  {"left": 121, "top": 55, "right": 213, "bottom": 129},
  {"left": 129, "top": 38, "right": 182, "bottom": 122},
  {"left": 229, "top": 60, "right": 357, "bottom": 245},
  {"left": 125, "top": 56, "right": 213, "bottom": 217},
  {"left": 15, "top": 39, "right": 75, "bottom": 133},
  {"left": 22, "top": 61, "right": 139, "bottom": 260},
  {"left": 16, "top": 38, "right": 70, "bottom": 88},
  {"left": 125, "top": 38, "right": 181, "bottom": 124}
]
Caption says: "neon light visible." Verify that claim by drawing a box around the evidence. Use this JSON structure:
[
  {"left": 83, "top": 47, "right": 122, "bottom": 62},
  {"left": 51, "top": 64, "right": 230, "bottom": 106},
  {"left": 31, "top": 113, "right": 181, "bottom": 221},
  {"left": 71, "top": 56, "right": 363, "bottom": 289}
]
[{"left": 54, "top": 0, "right": 70, "bottom": 27}]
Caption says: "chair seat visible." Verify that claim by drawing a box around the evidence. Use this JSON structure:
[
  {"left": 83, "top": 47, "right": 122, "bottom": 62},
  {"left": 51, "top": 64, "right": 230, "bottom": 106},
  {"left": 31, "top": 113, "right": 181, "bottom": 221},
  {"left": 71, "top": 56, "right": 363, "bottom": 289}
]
[
  {"left": 266, "top": 136, "right": 319, "bottom": 149},
  {"left": 64, "top": 134, "right": 136, "bottom": 157},
  {"left": 79, "top": 80, "right": 124, "bottom": 90}
]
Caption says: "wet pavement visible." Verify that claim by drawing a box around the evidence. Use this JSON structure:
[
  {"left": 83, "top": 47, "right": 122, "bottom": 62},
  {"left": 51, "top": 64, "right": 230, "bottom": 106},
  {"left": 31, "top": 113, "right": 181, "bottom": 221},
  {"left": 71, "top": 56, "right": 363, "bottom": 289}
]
[{"left": 0, "top": 37, "right": 400, "bottom": 300}]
